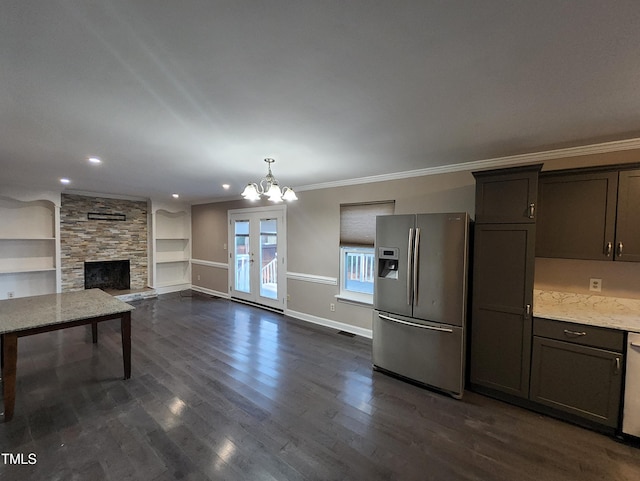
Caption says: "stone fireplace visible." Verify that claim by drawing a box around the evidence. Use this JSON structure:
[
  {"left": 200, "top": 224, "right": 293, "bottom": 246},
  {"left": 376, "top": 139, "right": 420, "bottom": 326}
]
[{"left": 60, "top": 194, "right": 148, "bottom": 291}]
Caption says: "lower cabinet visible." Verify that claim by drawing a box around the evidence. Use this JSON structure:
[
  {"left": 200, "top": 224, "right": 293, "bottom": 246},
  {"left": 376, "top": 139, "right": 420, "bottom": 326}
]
[{"left": 529, "top": 318, "right": 624, "bottom": 428}]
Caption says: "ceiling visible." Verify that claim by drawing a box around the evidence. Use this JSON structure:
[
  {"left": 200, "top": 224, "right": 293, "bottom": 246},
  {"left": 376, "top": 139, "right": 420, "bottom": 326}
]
[{"left": 2, "top": 1, "right": 640, "bottom": 203}]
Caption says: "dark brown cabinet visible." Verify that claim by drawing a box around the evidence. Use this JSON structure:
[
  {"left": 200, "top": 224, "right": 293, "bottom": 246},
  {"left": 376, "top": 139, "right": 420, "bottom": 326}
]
[
  {"left": 616, "top": 169, "right": 640, "bottom": 262},
  {"left": 536, "top": 166, "right": 640, "bottom": 262},
  {"left": 473, "top": 164, "right": 542, "bottom": 224},
  {"left": 470, "top": 164, "right": 540, "bottom": 399},
  {"left": 530, "top": 318, "right": 624, "bottom": 428},
  {"left": 469, "top": 223, "right": 535, "bottom": 398}
]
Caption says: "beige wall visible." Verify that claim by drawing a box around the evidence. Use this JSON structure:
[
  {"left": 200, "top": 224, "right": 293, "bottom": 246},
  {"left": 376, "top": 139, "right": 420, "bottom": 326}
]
[
  {"left": 191, "top": 170, "right": 476, "bottom": 330},
  {"left": 191, "top": 149, "right": 640, "bottom": 333},
  {"left": 535, "top": 257, "right": 640, "bottom": 299}
]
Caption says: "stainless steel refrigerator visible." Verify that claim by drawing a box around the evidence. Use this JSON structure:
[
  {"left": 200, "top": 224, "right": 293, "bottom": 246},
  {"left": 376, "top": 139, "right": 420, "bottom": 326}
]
[{"left": 373, "top": 212, "right": 470, "bottom": 398}]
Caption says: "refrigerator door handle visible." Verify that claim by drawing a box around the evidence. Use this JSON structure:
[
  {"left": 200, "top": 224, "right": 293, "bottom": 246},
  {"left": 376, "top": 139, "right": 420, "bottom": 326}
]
[
  {"left": 413, "top": 227, "right": 420, "bottom": 306},
  {"left": 378, "top": 313, "right": 454, "bottom": 333},
  {"left": 407, "top": 228, "right": 414, "bottom": 305}
]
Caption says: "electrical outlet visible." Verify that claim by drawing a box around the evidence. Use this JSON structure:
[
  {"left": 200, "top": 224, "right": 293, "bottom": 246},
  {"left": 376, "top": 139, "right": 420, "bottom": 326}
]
[
  {"left": 7, "top": 291, "right": 14, "bottom": 298},
  {"left": 197, "top": 275, "right": 201, "bottom": 281},
  {"left": 330, "top": 303, "right": 336, "bottom": 312},
  {"left": 589, "top": 278, "right": 602, "bottom": 292}
]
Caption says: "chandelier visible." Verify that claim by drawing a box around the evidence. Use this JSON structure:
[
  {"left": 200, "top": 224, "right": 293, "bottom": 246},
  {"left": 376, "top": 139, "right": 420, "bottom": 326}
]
[{"left": 241, "top": 158, "right": 298, "bottom": 202}]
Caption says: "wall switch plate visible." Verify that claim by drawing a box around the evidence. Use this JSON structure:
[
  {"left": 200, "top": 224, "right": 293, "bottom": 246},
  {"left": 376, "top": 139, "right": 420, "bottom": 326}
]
[{"left": 589, "top": 278, "right": 602, "bottom": 292}]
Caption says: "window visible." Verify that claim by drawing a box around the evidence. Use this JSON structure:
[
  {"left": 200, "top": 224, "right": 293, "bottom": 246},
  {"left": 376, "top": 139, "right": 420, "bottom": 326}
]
[{"left": 339, "top": 201, "right": 394, "bottom": 303}]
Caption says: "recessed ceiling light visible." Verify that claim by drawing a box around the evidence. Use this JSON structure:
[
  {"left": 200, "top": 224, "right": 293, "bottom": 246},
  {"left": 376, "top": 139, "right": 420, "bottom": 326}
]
[
  {"left": 60, "top": 178, "right": 71, "bottom": 184},
  {"left": 222, "top": 184, "right": 230, "bottom": 190},
  {"left": 88, "top": 156, "right": 102, "bottom": 164},
  {"left": 172, "top": 193, "right": 179, "bottom": 199}
]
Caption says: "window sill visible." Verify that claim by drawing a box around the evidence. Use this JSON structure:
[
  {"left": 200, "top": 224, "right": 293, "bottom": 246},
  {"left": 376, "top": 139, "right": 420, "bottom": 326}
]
[{"left": 335, "top": 294, "right": 373, "bottom": 307}]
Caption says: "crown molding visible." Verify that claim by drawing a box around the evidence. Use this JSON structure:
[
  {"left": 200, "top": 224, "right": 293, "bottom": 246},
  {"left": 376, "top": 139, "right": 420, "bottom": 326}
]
[
  {"left": 64, "top": 189, "right": 148, "bottom": 202},
  {"left": 294, "top": 137, "right": 640, "bottom": 193}
]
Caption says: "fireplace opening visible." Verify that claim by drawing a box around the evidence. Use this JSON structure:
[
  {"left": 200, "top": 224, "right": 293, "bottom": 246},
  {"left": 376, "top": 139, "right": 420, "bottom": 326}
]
[{"left": 84, "top": 260, "right": 130, "bottom": 291}]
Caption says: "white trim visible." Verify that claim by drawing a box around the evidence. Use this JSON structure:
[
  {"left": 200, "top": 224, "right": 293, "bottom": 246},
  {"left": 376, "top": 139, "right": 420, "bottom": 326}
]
[
  {"left": 191, "top": 258, "right": 228, "bottom": 269},
  {"left": 64, "top": 189, "right": 148, "bottom": 202},
  {"left": 286, "top": 309, "right": 372, "bottom": 339},
  {"left": 335, "top": 294, "right": 373, "bottom": 307},
  {"left": 286, "top": 271, "right": 338, "bottom": 285},
  {"left": 191, "top": 285, "right": 230, "bottom": 298},
  {"left": 154, "top": 283, "right": 192, "bottom": 295},
  {"left": 294, "top": 137, "right": 640, "bottom": 192}
]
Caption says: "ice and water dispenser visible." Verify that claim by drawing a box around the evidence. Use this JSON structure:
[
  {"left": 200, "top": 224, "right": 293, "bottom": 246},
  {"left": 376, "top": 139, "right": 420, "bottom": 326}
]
[{"left": 377, "top": 247, "right": 399, "bottom": 279}]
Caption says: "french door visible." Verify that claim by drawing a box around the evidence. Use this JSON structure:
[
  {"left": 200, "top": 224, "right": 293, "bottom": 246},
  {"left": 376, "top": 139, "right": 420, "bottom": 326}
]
[{"left": 228, "top": 206, "right": 286, "bottom": 311}]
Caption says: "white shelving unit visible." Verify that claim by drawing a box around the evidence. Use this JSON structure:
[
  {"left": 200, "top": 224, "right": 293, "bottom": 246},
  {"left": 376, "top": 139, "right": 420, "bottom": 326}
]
[
  {"left": 152, "top": 207, "right": 191, "bottom": 293},
  {"left": 0, "top": 197, "right": 59, "bottom": 299}
]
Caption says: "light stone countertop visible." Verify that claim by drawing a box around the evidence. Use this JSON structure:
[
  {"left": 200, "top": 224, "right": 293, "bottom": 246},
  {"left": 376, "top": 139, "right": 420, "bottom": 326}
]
[
  {"left": 533, "top": 289, "right": 640, "bottom": 333},
  {"left": 0, "top": 289, "right": 134, "bottom": 334}
]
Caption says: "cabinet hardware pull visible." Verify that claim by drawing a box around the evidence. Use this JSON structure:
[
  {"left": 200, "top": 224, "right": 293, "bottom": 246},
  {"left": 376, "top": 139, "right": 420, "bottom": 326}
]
[
  {"left": 631, "top": 342, "right": 640, "bottom": 348},
  {"left": 407, "top": 228, "right": 414, "bottom": 306},
  {"left": 413, "top": 228, "right": 421, "bottom": 305},
  {"left": 525, "top": 304, "right": 531, "bottom": 316},
  {"left": 378, "top": 313, "right": 453, "bottom": 332},
  {"left": 563, "top": 329, "right": 586, "bottom": 337},
  {"left": 528, "top": 203, "right": 535, "bottom": 219},
  {"left": 617, "top": 241, "right": 623, "bottom": 257},
  {"left": 605, "top": 242, "right": 612, "bottom": 257},
  {"left": 615, "top": 357, "right": 621, "bottom": 374}
]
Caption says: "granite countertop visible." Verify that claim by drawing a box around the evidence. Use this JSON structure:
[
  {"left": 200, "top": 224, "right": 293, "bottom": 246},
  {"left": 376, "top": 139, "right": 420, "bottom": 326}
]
[
  {"left": 533, "top": 289, "right": 640, "bottom": 333},
  {"left": 0, "top": 289, "right": 134, "bottom": 334}
]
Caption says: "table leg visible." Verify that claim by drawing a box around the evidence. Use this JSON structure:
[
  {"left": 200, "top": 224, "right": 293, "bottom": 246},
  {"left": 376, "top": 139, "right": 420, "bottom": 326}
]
[
  {"left": 92, "top": 322, "right": 98, "bottom": 344},
  {"left": 2, "top": 333, "right": 18, "bottom": 422},
  {"left": 121, "top": 312, "right": 131, "bottom": 379}
]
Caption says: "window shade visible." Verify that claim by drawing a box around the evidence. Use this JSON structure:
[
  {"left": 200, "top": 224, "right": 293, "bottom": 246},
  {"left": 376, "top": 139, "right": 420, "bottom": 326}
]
[{"left": 340, "top": 201, "right": 395, "bottom": 247}]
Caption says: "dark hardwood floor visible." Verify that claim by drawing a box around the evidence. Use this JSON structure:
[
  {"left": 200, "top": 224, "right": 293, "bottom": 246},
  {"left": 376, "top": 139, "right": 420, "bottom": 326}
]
[{"left": 1, "top": 292, "right": 639, "bottom": 480}]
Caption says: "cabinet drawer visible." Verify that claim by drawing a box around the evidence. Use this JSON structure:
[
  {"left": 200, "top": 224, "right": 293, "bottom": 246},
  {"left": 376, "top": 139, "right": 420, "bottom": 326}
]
[{"left": 533, "top": 317, "right": 624, "bottom": 351}]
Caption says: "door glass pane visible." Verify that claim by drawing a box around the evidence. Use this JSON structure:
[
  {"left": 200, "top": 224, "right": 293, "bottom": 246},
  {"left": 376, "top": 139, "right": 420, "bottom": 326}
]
[
  {"left": 234, "top": 220, "right": 250, "bottom": 293},
  {"left": 260, "top": 218, "right": 278, "bottom": 299}
]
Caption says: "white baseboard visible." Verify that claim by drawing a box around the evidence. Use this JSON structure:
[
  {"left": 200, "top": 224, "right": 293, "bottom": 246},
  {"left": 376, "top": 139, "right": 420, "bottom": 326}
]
[
  {"left": 154, "top": 283, "right": 192, "bottom": 295},
  {"left": 190, "top": 285, "right": 230, "bottom": 299},
  {"left": 285, "top": 309, "right": 372, "bottom": 339}
]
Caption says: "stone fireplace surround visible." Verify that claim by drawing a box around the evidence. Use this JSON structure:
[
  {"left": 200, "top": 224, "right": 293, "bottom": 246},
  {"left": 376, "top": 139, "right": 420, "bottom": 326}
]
[{"left": 60, "top": 194, "right": 148, "bottom": 292}]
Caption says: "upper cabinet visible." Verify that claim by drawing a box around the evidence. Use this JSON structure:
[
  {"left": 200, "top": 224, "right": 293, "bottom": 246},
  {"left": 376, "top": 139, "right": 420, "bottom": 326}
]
[
  {"left": 536, "top": 166, "right": 640, "bottom": 262},
  {"left": 473, "top": 164, "right": 542, "bottom": 224},
  {"left": 615, "top": 169, "right": 640, "bottom": 262}
]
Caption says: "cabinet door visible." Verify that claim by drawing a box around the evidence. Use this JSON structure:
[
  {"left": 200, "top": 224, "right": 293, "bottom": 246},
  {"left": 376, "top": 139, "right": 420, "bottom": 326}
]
[
  {"left": 530, "top": 337, "right": 622, "bottom": 428},
  {"left": 469, "top": 223, "right": 535, "bottom": 398},
  {"left": 536, "top": 171, "right": 618, "bottom": 260},
  {"left": 473, "top": 165, "right": 541, "bottom": 224},
  {"left": 615, "top": 169, "right": 640, "bottom": 262}
]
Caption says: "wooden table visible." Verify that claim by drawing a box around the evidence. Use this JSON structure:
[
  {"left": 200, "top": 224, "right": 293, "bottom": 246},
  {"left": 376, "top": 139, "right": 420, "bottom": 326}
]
[{"left": 0, "top": 289, "right": 134, "bottom": 421}]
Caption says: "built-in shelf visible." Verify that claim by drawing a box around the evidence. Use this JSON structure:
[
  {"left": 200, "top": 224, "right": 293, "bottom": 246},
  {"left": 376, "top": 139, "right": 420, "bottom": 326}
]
[
  {"left": 0, "top": 198, "right": 59, "bottom": 299},
  {"left": 0, "top": 237, "right": 56, "bottom": 240},
  {"left": 152, "top": 208, "right": 191, "bottom": 292},
  {"left": 0, "top": 267, "right": 57, "bottom": 274},
  {"left": 156, "top": 258, "right": 190, "bottom": 264}
]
